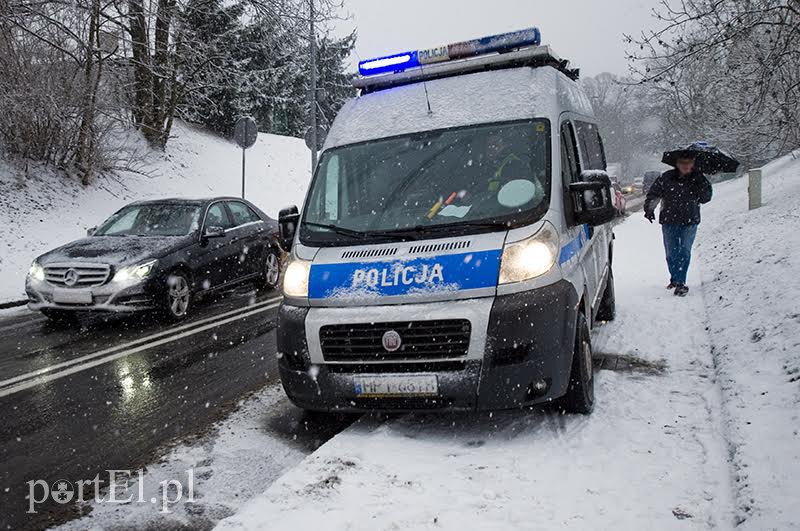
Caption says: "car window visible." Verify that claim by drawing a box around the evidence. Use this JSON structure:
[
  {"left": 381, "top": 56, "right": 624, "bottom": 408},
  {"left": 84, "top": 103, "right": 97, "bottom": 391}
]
[
  {"left": 205, "top": 203, "right": 233, "bottom": 229},
  {"left": 227, "top": 202, "right": 261, "bottom": 227},
  {"left": 99, "top": 208, "right": 138, "bottom": 235},
  {"left": 95, "top": 204, "right": 201, "bottom": 236},
  {"left": 575, "top": 121, "right": 606, "bottom": 171}
]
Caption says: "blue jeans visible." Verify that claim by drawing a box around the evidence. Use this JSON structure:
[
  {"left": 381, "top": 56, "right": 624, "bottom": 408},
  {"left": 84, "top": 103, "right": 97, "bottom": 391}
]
[{"left": 661, "top": 224, "right": 698, "bottom": 285}]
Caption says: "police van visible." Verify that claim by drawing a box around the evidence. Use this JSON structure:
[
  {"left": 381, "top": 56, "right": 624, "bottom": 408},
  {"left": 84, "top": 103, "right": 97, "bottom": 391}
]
[{"left": 276, "top": 27, "right": 617, "bottom": 414}]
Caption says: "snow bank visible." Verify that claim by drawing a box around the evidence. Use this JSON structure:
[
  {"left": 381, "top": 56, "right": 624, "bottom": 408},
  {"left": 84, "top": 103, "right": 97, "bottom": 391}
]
[
  {"left": 0, "top": 121, "right": 311, "bottom": 303},
  {"left": 695, "top": 149, "right": 800, "bottom": 528}
]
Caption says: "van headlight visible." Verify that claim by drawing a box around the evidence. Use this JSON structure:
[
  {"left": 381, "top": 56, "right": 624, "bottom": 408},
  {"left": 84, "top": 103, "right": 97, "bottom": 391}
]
[
  {"left": 498, "top": 222, "right": 559, "bottom": 284},
  {"left": 28, "top": 261, "right": 45, "bottom": 282},
  {"left": 113, "top": 260, "right": 157, "bottom": 283},
  {"left": 283, "top": 257, "right": 311, "bottom": 298}
]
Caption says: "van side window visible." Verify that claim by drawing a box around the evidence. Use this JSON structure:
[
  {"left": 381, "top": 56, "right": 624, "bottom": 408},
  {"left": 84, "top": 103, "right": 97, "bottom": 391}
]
[
  {"left": 560, "top": 121, "right": 580, "bottom": 184},
  {"left": 575, "top": 121, "right": 606, "bottom": 170}
]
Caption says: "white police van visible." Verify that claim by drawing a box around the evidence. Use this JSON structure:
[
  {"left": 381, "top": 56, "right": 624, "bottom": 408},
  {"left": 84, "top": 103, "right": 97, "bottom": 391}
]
[{"left": 277, "top": 27, "right": 617, "bottom": 414}]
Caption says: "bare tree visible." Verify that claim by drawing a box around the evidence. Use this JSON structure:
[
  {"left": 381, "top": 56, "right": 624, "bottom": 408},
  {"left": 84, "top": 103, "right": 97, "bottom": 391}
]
[{"left": 627, "top": 0, "right": 800, "bottom": 167}]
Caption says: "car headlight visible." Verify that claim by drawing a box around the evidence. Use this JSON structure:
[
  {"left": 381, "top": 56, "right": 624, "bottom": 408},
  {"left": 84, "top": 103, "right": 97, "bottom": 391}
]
[
  {"left": 283, "top": 257, "right": 311, "bottom": 298},
  {"left": 113, "top": 260, "right": 157, "bottom": 283},
  {"left": 28, "top": 261, "right": 45, "bottom": 282},
  {"left": 498, "top": 222, "right": 559, "bottom": 284}
]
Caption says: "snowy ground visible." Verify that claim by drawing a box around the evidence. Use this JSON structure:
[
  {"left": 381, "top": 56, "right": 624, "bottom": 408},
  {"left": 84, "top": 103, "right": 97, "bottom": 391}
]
[
  {"left": 0, "top": 121, "right": 310, "bottom": 303},
  {"left": 695, "top": 152, "right": 800, "bottom": 529},
  {"left": 213, "top": 153, "right": 800, "bottom": 530}
]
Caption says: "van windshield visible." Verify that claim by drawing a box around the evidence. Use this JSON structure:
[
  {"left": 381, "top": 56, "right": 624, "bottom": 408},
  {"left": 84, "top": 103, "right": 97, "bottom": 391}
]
[{"left": 300, "top": 120, "right": 551, "bottom": 245}]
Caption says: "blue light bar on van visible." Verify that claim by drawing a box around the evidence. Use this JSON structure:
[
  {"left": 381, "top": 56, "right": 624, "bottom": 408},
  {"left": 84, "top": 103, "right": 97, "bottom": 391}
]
[
  {"left": 358, "top": 27, "right": 541, "bottom": 77},
  {"left": 358, "top": 51, "right": 419, "bottom": 76}
]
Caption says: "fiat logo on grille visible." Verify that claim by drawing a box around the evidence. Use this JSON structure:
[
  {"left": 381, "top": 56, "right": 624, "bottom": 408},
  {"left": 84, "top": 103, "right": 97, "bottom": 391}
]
[
  {"left": 381, "top": 330, "right": 402, "bottom": 352},
  {"left": 63, "top": 269, "right": 78, "bottom": 287}
]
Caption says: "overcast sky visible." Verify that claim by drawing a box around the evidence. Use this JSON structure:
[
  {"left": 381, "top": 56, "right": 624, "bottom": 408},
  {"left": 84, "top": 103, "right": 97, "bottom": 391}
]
[{"left": 336, "top": 0, "right": 661, "bottom": 77}]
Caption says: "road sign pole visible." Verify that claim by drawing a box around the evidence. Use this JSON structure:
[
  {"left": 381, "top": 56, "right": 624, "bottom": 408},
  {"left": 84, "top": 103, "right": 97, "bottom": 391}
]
[{"left": 234, "top": 117, "right": 257, "bottom": 199}]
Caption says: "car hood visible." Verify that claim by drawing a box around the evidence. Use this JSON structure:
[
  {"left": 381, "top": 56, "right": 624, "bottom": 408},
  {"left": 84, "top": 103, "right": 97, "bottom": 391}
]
[{"left": 37, "top": 235, "right": 192, "bottom": 267}]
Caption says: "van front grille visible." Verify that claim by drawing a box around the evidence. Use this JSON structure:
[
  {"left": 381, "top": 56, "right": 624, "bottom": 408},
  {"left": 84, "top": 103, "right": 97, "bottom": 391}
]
[
  {"left": 44, "top": 263, "right": 111, "bottom": 287},
  {"left": 320, "top": 319, "right": 471, "bottom": 362}
]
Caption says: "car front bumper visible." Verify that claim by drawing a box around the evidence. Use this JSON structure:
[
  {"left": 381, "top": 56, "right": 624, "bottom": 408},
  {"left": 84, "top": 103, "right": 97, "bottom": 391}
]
[
  {"left": 26, "top": 277, "right": 160, "bottom": 313},
  {"left": 277, "top": 280, "right": 580, "bottom": 412}
]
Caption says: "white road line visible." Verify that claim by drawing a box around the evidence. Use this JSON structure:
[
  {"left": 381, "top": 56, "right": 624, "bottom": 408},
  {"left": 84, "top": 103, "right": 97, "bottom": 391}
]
[
  {"left": 0, "top": 301, "right": 282, "bottom": 399},
  {"left": 0, "top": 295, "right": 282, "bottom": 390}
]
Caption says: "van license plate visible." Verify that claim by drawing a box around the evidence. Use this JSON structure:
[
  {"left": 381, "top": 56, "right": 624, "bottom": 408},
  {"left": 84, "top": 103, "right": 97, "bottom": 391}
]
[
  {"left": 53, "top": 289, "right": 92, "bottom": 304},
  {"left": 354, "top": 375, "right": 438, "bottom": 397}
]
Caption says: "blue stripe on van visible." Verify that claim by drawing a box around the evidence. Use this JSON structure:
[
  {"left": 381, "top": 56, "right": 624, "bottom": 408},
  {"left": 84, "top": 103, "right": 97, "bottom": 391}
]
[
  {"left": 308, "top": 249, "right": 502, "bottom": 299},
  {"left": 558, "top": 225, "right": 590, "bottom": 265}
]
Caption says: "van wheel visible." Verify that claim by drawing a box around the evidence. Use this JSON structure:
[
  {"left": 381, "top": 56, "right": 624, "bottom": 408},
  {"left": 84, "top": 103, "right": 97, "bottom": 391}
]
[
  {"left": 595, "top": 269, "right": 616, "bottom": 321},
  {"left": 560, "top": 313, "right": 595, "bottom": 414}
]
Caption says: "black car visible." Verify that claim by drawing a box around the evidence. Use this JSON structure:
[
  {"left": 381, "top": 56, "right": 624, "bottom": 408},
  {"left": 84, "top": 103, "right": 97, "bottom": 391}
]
[{"left": 26, "top": 197, "right": 283, "bottom": 321}]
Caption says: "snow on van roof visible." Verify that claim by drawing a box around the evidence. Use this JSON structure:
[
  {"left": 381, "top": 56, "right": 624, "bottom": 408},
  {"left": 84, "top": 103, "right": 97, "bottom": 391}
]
[{"left": 323, "top": 66, "right": 594, "bottom": 150}]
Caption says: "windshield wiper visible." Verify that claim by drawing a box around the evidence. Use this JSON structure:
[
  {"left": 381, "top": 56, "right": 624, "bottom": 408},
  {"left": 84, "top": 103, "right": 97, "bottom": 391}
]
[
  {"left": 369, "top": 220, "right": 510, "bottom": 240},
  {"left": 302, "top": 222, "right": 367, "bottom": 240}
]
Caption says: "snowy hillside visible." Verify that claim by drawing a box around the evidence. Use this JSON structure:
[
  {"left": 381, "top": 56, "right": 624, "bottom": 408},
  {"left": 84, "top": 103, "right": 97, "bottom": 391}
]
[{"left": 0, "top": 121, "right": 311, "bottom": 303}]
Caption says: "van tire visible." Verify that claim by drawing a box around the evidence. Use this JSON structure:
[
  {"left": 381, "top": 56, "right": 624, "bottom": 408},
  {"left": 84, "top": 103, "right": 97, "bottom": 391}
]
[
  {"left": 595, "top": 268, "right": 616, "bottom": 322},
  {"left": 560, "top": 313, "right": 595, "bottom": 414}
]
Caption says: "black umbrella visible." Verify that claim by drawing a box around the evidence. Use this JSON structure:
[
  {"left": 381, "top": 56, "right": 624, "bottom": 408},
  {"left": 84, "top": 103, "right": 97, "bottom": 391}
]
[{"left": 662, "top": 141, "right": 740, "bottom": 174}]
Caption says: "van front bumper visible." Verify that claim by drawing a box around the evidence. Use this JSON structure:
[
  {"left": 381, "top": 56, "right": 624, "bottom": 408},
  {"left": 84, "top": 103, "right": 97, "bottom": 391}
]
[{"left": 277, "top": 280, "right": 580, "bottom": 412}]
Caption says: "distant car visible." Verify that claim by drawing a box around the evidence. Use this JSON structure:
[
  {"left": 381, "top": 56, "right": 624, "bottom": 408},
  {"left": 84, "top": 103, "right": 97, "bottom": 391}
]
[
  {"left": 26, "top": 197, "right": 282, "bottom": 322},
  {"left": 612, "top": 182, "right": 627, "bottom": 216},
  {"left": 643, "top": 171, "right": 661, "bottom": 194},
  {"left": 633, "top": 176, "right": 644, "bottom": 191}
]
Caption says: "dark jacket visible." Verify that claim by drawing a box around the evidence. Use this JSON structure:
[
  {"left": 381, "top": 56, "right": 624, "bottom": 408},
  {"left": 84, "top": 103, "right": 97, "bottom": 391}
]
[{"left": 644, "top": 169, "right": 712, "bottom": 225}]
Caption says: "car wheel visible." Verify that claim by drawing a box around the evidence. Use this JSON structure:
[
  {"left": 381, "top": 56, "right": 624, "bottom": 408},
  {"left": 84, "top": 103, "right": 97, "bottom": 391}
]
[
  {"left": 262, "top": 248, "right": 282, "bottom": 290},
  {"left": 165, "top": 272, "right": 192, "bottom": 321},
  {"left": 595, "top": 268, "right": 616, "bottom": 322},
  {"left": 560, "top": 312, "right": 595, "bottom": 414}
]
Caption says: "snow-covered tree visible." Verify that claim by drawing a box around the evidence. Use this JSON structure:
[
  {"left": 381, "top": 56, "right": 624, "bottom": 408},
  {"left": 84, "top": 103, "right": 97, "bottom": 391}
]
[{"left": 628, "top": 0, "right": 800, "bottom": 167}]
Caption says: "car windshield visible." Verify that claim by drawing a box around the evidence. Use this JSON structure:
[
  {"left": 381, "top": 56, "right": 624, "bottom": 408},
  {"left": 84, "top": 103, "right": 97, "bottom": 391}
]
[
  {"left": 94, "top": 204, "right": 201, "bottom": 237},
  {"left": 300, "top": 120, "right": 551, "bottom": 245}
]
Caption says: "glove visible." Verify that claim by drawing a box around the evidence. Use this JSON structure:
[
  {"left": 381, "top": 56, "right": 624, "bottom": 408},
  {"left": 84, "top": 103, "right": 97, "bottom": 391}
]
[{"left": 644, "top": 210, "right": 655, "bottom": 223}]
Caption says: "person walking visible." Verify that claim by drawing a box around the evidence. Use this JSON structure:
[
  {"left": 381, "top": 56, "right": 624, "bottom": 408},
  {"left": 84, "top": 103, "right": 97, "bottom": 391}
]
[{"left": 644, "top": 153, "right": 713, "bottom": 296}]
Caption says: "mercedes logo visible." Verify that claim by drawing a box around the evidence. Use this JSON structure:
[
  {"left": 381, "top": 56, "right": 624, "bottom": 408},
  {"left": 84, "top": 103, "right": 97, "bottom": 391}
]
[
  {"left": 381, "top": 330, "right": 402, "bottom": 352},
  {"left": 63, "top": 269, "right": 78, "bottom": 287}
]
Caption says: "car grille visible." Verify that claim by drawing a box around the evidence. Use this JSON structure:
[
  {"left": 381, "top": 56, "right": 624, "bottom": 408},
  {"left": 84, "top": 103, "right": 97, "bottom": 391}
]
[
  {"left": 320, "top": 319, "right": 471, "bottom": 362},
  {"left": 44, "top": 263, "right": 111, "bottom": 287}
]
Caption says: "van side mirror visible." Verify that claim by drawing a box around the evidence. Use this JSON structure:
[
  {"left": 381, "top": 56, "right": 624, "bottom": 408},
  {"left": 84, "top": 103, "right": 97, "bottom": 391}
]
[
  {"left": 278, "top": 205, "right": 300, "bottom": 251},
  {"left": 86, "top": 227, "right": 96, "bottom": 237},
  {"left": 568, "top": 171, "right": 616, "bottom": 227}
]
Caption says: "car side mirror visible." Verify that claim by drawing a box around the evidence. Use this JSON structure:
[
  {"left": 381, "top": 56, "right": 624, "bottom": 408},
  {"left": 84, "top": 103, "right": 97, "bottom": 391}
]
[
  {"left": 568, "top": 171, "right": 616, "bottom": 227},
  {"left": 86, "top": 227, "right": 96, "bottom": 237},
  {"left": 278, "top": 205, "right": 300, "bottom": 251},
  {"left": 203, "top": 226, "right": 226, "bottom": 239}
]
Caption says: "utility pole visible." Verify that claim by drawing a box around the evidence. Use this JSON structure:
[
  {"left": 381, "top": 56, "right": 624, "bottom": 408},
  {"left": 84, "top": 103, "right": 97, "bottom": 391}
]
[{"left": 309, "top": 0, "right": 318, "bottom": 172}]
